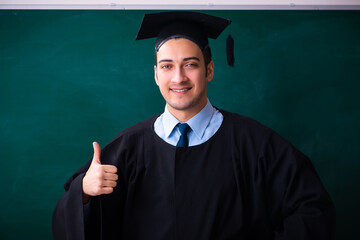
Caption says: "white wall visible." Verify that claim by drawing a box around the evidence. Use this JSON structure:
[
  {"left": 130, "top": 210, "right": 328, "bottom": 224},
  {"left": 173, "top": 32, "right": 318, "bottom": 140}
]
[{"left": 1, "top": 0, "right": 360, "bottom": 9}]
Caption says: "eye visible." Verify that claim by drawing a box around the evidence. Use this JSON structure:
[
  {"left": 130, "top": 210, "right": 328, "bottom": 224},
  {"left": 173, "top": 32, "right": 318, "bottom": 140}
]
[
  {"left": 161, "top": 64, "right": 172, "bottom": 70},
  {"left": 185, "top": 62, "right": 198, "bottom": 68}
]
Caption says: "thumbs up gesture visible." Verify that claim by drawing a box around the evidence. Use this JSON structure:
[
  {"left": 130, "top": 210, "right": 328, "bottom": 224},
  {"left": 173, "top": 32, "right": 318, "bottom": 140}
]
[{"left": 82, "top": 142, "right": 118, "bottom": 202}]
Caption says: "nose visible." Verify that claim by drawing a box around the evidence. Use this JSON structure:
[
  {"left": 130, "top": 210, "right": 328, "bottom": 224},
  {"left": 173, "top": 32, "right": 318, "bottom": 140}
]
[{"left": 171, "top": 67, "right": 187, "bottom": 84}]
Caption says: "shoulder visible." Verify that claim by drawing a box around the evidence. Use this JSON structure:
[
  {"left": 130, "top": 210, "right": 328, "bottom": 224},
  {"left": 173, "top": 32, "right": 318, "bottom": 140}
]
[
  {"left": 100, "top": 115, "right": 159, "bottom": 157},
  {"left": 218, "top": 109, "right": 310, "bottom": 174},
  {"left": 114, "top": 115, "right": 158, "bottom": 140},
  {"left": 219, "top": 109, "right": 273, "bottom": 137},
  {"left": 218, "top": 108, "right": 303, "bottom": 155}
]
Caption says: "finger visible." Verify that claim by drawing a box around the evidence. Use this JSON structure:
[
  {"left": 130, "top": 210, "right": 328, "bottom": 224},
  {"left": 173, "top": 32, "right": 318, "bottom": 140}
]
[
  {"left": 103, "top": 172, "right": 118, "bottom": 181},
  {"left": 103, "top": 165, "right": 117, "bottom": 173},
  {"left": 102, "top": 180, "right": 117, "bottom": 188},
  {"left": 100, "top": 187, "right": 114, "bottom": 195},
  {"left": 92, "top": 141, "right": 101, "bottom": 164}
]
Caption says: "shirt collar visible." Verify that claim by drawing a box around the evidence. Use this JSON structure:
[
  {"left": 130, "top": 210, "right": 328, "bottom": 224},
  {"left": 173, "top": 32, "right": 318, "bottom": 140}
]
[
  {"left": 162, "top": 106, "right": 182, "bottom": 138},
  {"left": 162, "top": 99, "right": 214, "bottom": 140}
]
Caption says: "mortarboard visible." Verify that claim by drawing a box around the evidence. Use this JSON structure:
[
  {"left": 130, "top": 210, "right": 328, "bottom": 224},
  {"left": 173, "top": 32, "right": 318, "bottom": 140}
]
[{"left": 135, "top": 11, "right": 235, "bottom": 66}]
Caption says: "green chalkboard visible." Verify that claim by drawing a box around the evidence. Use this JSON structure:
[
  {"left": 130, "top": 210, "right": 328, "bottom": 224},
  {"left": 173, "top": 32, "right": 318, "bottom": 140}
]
[{"left": 0, "top": 10, "right": 359, "bottom": 239}]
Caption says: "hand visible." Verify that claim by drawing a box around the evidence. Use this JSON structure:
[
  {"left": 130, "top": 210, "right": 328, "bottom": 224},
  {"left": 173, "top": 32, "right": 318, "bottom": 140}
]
[{"left": 82, "top": 142, "right": 118, "bottom": 203}]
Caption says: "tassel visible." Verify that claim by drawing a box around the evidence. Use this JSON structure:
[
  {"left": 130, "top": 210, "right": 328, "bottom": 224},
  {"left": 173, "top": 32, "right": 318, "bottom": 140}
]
[{"left": 226, "top": 34, "right": 234, "bottom": 67}]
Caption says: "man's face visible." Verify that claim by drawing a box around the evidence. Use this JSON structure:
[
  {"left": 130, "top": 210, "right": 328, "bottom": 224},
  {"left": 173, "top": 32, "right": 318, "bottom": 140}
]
[{"left": 154, "top": 38, "right": 214, "bottom": 119}]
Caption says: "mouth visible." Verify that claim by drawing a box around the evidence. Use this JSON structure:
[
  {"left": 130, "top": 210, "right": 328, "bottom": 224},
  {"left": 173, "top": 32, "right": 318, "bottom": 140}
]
[{"left": 171, "top": 87, "right": 192, "bottom": 93}]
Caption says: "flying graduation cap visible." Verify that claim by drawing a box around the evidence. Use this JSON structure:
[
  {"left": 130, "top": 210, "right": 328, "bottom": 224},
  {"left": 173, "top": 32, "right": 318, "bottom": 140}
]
[{"left": 135, "top": 11, "right": 235, "bottom": 67}]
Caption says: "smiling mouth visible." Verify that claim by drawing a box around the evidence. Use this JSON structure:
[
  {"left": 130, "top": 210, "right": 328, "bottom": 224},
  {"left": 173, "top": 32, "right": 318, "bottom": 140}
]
[{"left": 171, "top": 88, "right": 192, "bottom": 93}]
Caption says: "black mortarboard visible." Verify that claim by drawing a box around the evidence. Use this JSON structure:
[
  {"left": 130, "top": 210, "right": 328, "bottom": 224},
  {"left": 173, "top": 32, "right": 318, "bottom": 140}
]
[{"left": 135, "top": 11, "right": 234, "bottom": 66}]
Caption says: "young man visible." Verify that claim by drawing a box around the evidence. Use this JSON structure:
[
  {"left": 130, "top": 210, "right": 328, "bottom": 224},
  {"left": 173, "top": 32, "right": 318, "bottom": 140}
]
[{"left": 53, "top": 11, "right": 335, "bottom": 240}]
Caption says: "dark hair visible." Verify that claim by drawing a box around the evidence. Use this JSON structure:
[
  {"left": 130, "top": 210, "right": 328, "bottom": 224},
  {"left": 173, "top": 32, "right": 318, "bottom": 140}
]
[
  {"left": 154, "top": 44, "right": 212, "bottom": 75},
  {"left": 202, "top": 45, "right": 212, "bottom": 69}
]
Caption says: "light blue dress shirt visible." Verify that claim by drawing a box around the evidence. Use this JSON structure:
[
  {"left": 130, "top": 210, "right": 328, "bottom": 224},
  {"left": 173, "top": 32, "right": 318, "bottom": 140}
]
[{"left": 154, "top": 99, "right": 223, "bottom": 147}]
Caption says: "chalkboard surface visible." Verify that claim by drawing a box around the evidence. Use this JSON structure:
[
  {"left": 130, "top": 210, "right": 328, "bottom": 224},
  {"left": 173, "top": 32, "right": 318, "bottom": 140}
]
[{"left": 0, "top": 10, "right": 359, "bottom": 239}]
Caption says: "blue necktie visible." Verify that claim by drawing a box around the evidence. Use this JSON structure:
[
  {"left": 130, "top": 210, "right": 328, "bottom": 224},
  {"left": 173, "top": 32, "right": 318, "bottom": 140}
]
[{"left": 176, "top": 123, "right": 191, "bottom": 147}]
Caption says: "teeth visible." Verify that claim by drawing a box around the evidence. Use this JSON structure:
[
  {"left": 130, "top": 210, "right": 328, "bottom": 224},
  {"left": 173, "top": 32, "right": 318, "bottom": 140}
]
[{"left": 173, "top": 88, "right": 189, "bottom": 92}]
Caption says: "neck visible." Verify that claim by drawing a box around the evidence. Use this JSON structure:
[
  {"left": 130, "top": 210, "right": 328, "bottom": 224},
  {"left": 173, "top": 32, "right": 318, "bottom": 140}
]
[
  {"left": 167, "top": 101, "right": 207, "bottom": 123},
  {"left": 169, "top": 110, "right": 196, "bottom": 123}
]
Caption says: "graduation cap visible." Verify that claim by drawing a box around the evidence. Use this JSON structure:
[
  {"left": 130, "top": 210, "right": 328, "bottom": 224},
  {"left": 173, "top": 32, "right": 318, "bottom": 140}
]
[{"left": 135, "top": 11, "right": 235, "bottom": 66}]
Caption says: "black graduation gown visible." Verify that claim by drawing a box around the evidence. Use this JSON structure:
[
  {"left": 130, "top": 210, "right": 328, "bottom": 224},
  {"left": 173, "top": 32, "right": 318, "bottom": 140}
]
[{"left": 52, "top": 110, "right": 335, "bottom": 240}]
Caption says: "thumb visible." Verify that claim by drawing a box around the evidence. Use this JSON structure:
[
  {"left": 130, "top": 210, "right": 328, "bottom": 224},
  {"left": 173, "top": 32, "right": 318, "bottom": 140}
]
[{"left": 92, "top": 141, "right": 101, "bottom": 164}]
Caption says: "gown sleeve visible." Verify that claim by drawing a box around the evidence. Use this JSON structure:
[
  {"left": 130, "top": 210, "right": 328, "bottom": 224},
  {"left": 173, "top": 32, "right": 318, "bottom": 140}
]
[
  {"left": 259, "top": 131, "right": 336, "bottom": 240},
  {"left": 52, "top": 157, "right": 125, "bottom": 239},
  {"left": 52, "top": 161, "right": 93, "bottom": 240},
  {"left": 52, "top": 130, "right": 132, "bottom": 240}
]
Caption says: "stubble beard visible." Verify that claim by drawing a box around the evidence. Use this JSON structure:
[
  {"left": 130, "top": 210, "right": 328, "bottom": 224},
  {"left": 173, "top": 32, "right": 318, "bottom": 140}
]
[{"left": 166, "top": 88, "right": 207, "bottom": 114}]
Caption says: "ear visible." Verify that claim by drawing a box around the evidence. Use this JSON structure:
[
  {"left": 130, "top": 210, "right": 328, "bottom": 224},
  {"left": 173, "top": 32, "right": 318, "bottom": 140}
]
[
  {"left": 154, "top": 65, "right": 159, "bottom": 86},
  {"left": 206, "top": 61, "right": 214, "bottom": 82}
]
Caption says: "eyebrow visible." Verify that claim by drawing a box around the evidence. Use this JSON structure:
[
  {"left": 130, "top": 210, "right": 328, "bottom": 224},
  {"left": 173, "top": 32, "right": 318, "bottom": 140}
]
[
  {"left": 184, "top": 57, "right": 200, "bottom": 62},
  {"left": 158, "top": 56, "right": 201, "bottom": 64}
]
